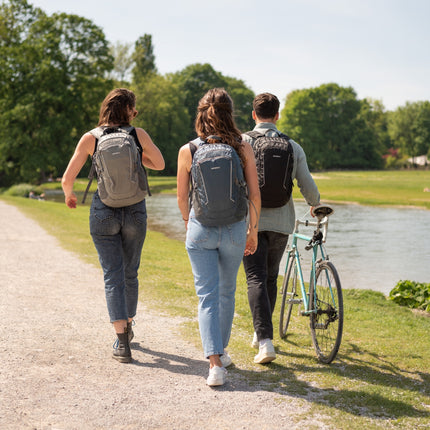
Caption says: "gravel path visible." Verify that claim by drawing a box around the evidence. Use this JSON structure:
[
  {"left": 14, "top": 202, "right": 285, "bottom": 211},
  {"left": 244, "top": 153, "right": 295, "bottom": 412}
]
[{"left": 0, "top": 200, "right": 324, "bottom": 430}]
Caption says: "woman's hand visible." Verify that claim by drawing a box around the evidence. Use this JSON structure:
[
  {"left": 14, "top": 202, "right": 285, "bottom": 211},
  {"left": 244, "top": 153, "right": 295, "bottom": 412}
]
[
  {"left": 65, "top": 193, "right": 78, "bottom": 209},
  {"left": 244, "top": 228, "right": 258, "bottom": 256}
]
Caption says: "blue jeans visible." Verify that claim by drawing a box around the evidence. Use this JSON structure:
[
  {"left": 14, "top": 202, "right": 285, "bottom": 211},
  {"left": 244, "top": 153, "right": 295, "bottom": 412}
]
[
  {"left": 186, "top": 211, "right": 247, "bottom": 358},
  {"left": 90, "top": 191, "right": 147, "bottom": 322}
]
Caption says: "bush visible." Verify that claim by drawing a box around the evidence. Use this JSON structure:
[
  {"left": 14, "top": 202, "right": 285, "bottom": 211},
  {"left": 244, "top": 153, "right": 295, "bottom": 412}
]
[
  {"left": 2, "top": 183, "right": 44, "bottom": 198},
  {"left": 389, "top": 280, "right": 430, "bottom": 312}
]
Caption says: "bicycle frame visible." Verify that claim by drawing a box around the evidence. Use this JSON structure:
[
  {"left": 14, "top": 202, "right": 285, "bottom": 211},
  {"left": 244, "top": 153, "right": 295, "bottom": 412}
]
[{"left": 283, "top": 216, "right": 330, "bottom": 315}]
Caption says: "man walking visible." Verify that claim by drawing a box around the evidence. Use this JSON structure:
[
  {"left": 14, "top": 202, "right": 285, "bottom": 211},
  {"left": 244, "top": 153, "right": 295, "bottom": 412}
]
[{"left": 242, "top": 93, "right": 320, "bottom": 364}]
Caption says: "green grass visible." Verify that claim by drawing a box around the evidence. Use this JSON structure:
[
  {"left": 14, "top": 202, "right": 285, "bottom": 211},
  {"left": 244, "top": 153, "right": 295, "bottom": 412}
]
[
  {"left": 311, "top": 170, "right": 430, "bottom": 209},
  {"left": 2, "top": 193, "right": 429, "bottom": 429},
  {"left": 39, "top": 170, "right": 430, "bottom": 209}
]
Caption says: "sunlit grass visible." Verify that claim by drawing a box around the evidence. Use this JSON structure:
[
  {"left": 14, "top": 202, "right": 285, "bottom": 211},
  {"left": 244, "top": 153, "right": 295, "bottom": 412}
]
[{"left": 310, "top": 170, "right": 430, "bottom": 209}]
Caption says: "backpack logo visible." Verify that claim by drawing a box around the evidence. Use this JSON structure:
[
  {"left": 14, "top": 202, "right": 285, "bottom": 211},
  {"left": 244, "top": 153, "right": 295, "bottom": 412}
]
[
  {"left": 82, "top": 126, "right": 150, "bottom": 207},
  {"left": 246, "top": 131, "right": 294, "bottom": 208},
  {"left": 190, "top": 138, "right": 248, "bottom": 226}
]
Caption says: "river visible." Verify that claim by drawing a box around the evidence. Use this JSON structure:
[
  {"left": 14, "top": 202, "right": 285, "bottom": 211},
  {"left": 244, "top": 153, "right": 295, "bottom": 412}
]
[{"left": 46, "top": 191, "right": 430, "bottom": 296}]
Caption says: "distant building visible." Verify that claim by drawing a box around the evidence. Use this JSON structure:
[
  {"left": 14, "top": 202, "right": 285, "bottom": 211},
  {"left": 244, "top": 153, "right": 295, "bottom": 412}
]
[{"left": 407, "top": 155, "right": 429, "bottom": 166}]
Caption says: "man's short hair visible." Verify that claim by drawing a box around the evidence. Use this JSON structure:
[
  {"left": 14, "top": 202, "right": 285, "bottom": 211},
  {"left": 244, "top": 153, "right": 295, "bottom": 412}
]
[{"left": 253, "top": 93, "right": 280, "bottom": 120}]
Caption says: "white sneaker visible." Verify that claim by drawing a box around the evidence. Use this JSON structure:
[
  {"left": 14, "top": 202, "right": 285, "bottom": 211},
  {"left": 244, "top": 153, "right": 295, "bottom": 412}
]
[
  {"left": 251, "top": 332, "right": 259, "bottom": 349},
  {"left": 206, "top": 366, "right": 227, "bottom": 386},
  {"left": 220, "top": 350, "right": 232, "bottom": 368},
  {"left": 254, "top": 338, "right": 276, "bottom": 364}
]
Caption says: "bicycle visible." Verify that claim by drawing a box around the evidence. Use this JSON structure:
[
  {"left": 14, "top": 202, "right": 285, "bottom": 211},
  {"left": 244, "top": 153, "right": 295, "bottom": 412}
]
[{"left": 279, "top": 204, "right": 343, "bottom": 364}]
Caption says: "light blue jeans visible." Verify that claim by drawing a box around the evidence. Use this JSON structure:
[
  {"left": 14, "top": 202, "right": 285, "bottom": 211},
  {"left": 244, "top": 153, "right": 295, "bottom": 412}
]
[
  {"left": 90, "top": 191, "right": 147, "bottom": 322},
  {"left": 186, "top": 210, "right": 247, "bottom": 358}
]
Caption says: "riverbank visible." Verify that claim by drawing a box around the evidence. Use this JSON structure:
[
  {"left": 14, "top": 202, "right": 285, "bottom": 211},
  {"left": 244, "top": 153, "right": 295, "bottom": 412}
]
[{"left": 1, "top": 197, "right": 429, "bottom": 429}]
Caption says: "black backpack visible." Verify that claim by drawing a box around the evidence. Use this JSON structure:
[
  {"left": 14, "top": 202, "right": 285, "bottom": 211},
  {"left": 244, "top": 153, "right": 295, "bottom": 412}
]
[
  {"left": 82, "top": 126, "right": 151, "bottom": 207},
  {"left": 189, "top": 136, "right": 248, "bottom": 226},
  {"left": 245, "top": 130, "right": 294, "bottom": 208}
]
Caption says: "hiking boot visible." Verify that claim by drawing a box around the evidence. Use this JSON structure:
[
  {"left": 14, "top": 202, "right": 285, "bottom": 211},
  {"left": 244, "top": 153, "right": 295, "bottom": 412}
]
[
  {"left": 206, "top": 366, "right": 227, "bottom": 387},
  {"left": 254, "top": 338, "right": 276, "bottom": 364},
  {"left": 112, "top": 328, "right": 132, "bottom": 363},
  {"left": 127, "top": 320, "right": 134, "bottom": 343}
]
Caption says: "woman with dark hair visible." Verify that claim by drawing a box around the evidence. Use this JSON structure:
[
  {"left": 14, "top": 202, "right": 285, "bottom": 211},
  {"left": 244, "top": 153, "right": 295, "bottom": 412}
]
[
  {"left": 62, "top": 88, "right": 165, "bottom": 363},
  {"left": 177, "top": 88, "right": 260, "bottom": 386}
]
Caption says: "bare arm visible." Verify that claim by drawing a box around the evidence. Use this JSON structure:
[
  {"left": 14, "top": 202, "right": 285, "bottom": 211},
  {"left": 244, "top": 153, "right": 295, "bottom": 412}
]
[
  {"left": 176, "top": 143, "right": 192, "bottom": 227},
  {"left": 61, "top": 133, "right": 95, "bottom": 208},
  {"left": 241, "top": 141, "right": 261, "bottom": 256},
  {"left": 136, "top": 128, "right": 165, "bottom": 171}
]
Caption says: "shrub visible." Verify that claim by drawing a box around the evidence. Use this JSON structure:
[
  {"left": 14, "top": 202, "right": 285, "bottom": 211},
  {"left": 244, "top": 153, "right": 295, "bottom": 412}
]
[
  {"left": 389, "top": 280, "right": 430, "bottom": 312},
  {"left": 3, "top": 183, "right": 44, "bottom": 197}
]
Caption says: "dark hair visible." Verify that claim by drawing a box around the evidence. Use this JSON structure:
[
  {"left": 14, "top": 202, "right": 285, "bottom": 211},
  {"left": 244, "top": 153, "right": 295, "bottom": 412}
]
[
  {"left": 253, "top": 93, "right": 280, "bottom": 120},
  {"left": 98, "top": 88, "right": 136, "bottom": 126},
  {"left": 195, "top": 88, "right": 244, "bottom": 163}
]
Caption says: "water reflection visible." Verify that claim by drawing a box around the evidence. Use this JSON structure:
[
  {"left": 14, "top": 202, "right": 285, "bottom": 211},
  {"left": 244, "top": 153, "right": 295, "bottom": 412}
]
[{"left": 45, "top": 191, "right": 430, "bottom": 295}]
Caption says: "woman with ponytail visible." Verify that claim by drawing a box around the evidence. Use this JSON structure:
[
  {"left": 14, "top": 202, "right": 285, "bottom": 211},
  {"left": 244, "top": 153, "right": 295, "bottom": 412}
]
[{"left": 177, "top": 88, "right": 260, "bottom": 386}]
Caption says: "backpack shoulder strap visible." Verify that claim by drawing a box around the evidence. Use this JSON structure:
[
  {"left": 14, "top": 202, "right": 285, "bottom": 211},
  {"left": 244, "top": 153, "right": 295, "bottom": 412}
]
[
  {"left": 189, "top": 141, "right": 197, "bottom": 159},
  {"left": 278, "top": 132, "right": 291, "bottom": 141},
  {"left": 89, "top": 127, "right": 105, "bottom": 153},
  {"left": 245, "top": 130, "right": 264, "bottom": 139},
  {"left": 127, "top": 126, "right": 143, "bottom": 154},
  {"left": 128, "top": 126, "right": 151, "bottom": 197},
  {"left": 81, "top": 127, "right": 103, "bottom": 204},
  {"left": 189, "top": 137, "right": 204, "bottom": 160}
]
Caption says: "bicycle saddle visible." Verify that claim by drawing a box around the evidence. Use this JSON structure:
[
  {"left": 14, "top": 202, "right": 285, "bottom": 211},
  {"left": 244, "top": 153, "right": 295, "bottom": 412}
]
[{"left": 311, "top": 204, "right": 334, "bottom": 218}]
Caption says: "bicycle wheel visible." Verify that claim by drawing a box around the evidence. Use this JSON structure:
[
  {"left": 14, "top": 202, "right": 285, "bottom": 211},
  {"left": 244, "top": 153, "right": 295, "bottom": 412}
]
[
  {"left": 309, "top": 261, "right": 343, "bottom": 364},
  {"left": 279, "top": 255, "right": 299, "bottom": 338}
]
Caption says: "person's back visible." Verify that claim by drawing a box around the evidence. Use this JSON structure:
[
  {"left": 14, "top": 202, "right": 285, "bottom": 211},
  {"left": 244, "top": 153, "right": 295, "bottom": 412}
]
[
  {"left": 62, "top": 88, "right": 165, "bottom": 364},
  {"left": 177, "top": 88, "right": 261, "bottom": 387},
  {"left": 242, "top": 93, "right": 320, "bottom": 364}
]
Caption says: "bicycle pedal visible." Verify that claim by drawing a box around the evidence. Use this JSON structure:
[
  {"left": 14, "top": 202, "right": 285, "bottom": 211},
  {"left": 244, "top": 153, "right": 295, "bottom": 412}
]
[
  {"left": 289, "top": 299, "right": 302, "bottom": 304},
  {"left": 314, "top": 323, "right": 326, "bottom": 329}
]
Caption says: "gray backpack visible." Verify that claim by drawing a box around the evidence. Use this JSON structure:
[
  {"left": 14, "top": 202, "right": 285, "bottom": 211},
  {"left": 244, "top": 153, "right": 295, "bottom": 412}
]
[
  {"left": 189, "top": 136, "right": 248, "bottom": 226},
  {"left": 82, "top": 126, "right": 150, "bottom": 207}
]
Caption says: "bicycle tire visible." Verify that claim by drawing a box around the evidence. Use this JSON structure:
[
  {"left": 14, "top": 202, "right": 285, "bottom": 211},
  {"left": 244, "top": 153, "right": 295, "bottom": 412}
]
[
  {"left": 309, "top": 261, "right": 343, "bottom": 364},
  {"left": 279, "top": 255, "right": 298, "bottom": 338}
]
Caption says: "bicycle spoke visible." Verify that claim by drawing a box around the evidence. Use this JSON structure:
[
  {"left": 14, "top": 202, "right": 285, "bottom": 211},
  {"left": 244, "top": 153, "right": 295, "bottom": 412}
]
[
  {"left": 310, "top": 262, "right": 343, "bottom": 364},
  {"left": 279, "top": 256, "right": 299, "bottom": 338}
]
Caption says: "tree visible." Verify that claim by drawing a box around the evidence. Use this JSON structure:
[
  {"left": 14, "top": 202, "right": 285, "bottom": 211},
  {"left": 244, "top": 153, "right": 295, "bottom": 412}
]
[
  {"left": 278, "top": 83, "right": 382, "bottom": 170},
  {"left": 388, "top": 101, "right": 430, "bottom": 161},
  {"left": 171, "top": 63, "right": 255, "bottom": 140},
  {"left": 0, "top": 0, "right": 113, "bottom": 186},
  {"left": 131, "top": 34, "right": 157, "bottom": 85},
  {"left": 359, "top": 98, "right": 391, "bottom": 155},
  {"left": 132, "top": 74, "right": 190, "bottom": 175},
  {"left": 223, "top": 75, "right": 254, "bottom": 133},
  {"left": 109, "top": 41, "right": 133, "bottom": 85}
]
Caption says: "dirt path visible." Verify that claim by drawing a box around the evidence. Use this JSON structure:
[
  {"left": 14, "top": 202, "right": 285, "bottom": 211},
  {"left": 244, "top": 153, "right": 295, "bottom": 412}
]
[{"left": 0, "top": 200, "right": 323, "bottom": 430}]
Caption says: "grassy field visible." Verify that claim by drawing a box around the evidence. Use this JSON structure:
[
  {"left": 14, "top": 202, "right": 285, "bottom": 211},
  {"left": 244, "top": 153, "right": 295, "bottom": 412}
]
[
  {"left": 2, "top": 170, "right": 430, "bottom": 429},
  {"left": 31, "top": 169, "right": 430, "bottom": 210}
]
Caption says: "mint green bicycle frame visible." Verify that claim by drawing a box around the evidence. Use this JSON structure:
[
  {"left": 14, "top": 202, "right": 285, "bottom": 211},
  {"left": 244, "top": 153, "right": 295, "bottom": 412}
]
[{"left": 279, "top": 213, "right": 343, "bottom": 364}]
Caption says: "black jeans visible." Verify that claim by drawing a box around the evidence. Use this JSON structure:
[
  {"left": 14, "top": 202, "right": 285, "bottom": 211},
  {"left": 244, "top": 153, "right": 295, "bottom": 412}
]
[{"left": 243, "top": 231, "right": 289, "bottom": 341}]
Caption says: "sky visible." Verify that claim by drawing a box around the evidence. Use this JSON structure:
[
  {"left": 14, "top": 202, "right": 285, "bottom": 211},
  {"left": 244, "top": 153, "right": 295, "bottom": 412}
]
[{"left": 28, "top": 0, "right": 430, "bottom": 111}]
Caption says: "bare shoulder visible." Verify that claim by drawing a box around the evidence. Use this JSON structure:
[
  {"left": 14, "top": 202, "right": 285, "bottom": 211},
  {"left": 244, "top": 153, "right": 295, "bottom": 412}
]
[
  {"left": 134, "top": 127, "right": 151, "bottom": 141},
  {"left": 78, "top": 132, "right": 97, "bottom": 155}
]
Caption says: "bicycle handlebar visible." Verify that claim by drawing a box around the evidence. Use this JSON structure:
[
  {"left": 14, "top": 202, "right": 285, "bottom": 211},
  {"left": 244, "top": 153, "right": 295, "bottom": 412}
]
[{"left": 294, "top": 216, "right": 330, "bottom": 243}]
